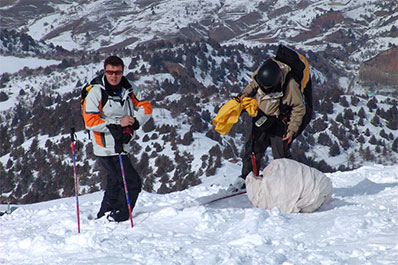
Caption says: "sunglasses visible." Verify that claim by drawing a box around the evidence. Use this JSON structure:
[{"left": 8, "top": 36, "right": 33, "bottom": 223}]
[{"left": 105, "top": 70, "right": 123, "bottom": 76}]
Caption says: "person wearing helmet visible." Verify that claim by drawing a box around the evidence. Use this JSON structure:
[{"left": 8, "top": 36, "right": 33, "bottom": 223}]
[{"left": 239, "top": 58, "right": 306, "bottom": 182}]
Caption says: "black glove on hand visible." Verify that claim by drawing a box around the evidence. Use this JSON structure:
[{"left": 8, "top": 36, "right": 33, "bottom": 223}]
[
  {"left": 131, "top": 119, "right": 140, "bottom": 131},
  {"left": 122, "top": 126, "right": 133, "bottom": 144},
  {"left": 121, "top": 119, "right": 140, "bottom": 143},
  {"left": 106, "top": 124, "right": 124, "bottom": 153},
  {"left": 107, "top": 124, "right": 123, "bottom": 140},
  {"left": 107, "top": 121, "right": 140, "bottom": 153}
]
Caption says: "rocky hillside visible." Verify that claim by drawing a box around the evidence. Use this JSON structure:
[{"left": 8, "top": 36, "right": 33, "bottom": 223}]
[{"left": 0, "top": 0, "right": 397, "bottom": 204}]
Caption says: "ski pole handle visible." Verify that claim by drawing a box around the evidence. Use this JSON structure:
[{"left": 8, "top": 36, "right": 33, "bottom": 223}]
[
  {"left": 70, "top": 127, "right": 76, "bottom": 142},
  {"left": 70, "top": 127, "right": 80, "bottom": 233}
]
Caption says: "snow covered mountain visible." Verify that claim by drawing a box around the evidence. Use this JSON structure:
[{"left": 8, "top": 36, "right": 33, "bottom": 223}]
[
  {"left": 1, "top": 0, "right": 397, "bottom": 58},
  {"left": 0, "top": 0, "right": 397, "bottom": 204},
  {"left": 1, "top": 164, "right": 398, "bottom": 264}
]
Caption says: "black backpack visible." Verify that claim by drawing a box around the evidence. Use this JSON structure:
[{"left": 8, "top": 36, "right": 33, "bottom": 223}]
[
  {"left": 80, "top": 75, "right": 108, "bottom": 111},
  {"left": 275, "top": 44, "right": 313, "bottom": 138},
  {"left": 79, "top": 76, "right": 109, "bottom": 139},
  {"left": 80, "top": 75, "right": 133, "bottom": 110}
]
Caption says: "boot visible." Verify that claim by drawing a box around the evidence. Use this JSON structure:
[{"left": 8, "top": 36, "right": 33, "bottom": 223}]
[{"left": 107, "top": 209, "right": 129, "bottom": 222}]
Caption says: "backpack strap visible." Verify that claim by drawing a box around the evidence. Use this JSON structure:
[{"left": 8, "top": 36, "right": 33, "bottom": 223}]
[
  {"left": 89, "top": 75, "right": 109, "bottom": 107},
  {"left": 100, "top": 88, "right": 108, "bottom": 108},
  {"left": 281, "top": 71, "right": 293, "bottom": 95},
  {"left": 279, "top": 71, "right": 293, "bottom": 118}
]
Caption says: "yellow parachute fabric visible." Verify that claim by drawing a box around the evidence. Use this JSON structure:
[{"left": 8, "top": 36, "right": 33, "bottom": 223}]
[
  {"left": 212, "top": 98, "right": 243, "bottom": 135},
  {"left": 241, "top": 97, "right": 258, "bottom": 117}
]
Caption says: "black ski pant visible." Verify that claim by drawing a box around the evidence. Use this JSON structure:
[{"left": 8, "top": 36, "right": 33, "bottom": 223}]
[
  {"left": 97, "top": 155, "right": 142, "bottom": 217},
  {"left": 241, "top": 120, "right": 291, "bottom": 179}
]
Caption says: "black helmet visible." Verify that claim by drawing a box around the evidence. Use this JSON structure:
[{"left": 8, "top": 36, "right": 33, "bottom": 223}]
[{"left": 255, "top": 59, "right": 282, "bottom": 89}]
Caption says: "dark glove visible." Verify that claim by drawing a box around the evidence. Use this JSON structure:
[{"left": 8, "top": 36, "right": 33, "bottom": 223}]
[
  {"left": 131, "top": 119, "right": 140, "bottom": 131},
  {"left": 106, "top": 124, "right": 124, "bottom": 153},
  {"left": 107, "top": 124, "right": 123, "bottom": 140},
  {"left": 121, "top": 120, "right": 140, "bottom": 143},
  {"left": 122, "top": 126, "right": 133, "bottom": 144}
]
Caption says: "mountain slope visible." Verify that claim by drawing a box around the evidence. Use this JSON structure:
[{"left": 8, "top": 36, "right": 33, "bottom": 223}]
[
  {"left": 0, "top": 0, "right": 397, "bottom": 204},
  {"left": 0, "top": 38, "right": 397, "bottom": 204},
  {"left": 1, "top": 164, "right": 398, "bottom": 265},
  {"left": 1, "top": 0, "right": 397, "bottom": 60}
]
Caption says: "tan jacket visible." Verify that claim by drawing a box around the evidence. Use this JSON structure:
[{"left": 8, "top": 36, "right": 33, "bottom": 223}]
[{"left": 241, "top": 59, "right": 306, "bottom": 135}]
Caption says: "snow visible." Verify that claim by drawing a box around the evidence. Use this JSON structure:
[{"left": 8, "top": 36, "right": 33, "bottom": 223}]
[
  {"left": 1, "top": 1, "right": 398, "bottom": 263},
  {"left": 1, "top": 164, "right": 397, "bottom": 265},
  {"left": 0, "top": 55, "right": 60, "bottom": 75}
]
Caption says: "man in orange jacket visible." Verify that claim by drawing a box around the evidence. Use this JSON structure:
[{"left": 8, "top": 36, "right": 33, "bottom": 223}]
[{"left": 83, "top": 56, "right": 152, "bottom": 222}]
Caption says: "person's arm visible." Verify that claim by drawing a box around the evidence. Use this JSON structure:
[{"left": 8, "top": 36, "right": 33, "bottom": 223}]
[
  {"left": 240, "top": 79, "right": 258, "bottom": 101},
  {"left": 129, "top": 84, "right": 152, "bottom": 127}
]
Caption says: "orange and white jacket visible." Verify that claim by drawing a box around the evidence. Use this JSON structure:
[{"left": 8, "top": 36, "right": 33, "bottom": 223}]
[{"left": 83, "top": 75, "right": 152, "bottom": 157}]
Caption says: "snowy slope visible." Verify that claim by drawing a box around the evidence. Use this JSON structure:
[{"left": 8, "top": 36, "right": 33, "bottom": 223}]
[
  {"left": 0, "top": 56, "right": 60, "bottom": 75},
  {"left": 1, "top": 164, "right": 397, "bottom": 265}
]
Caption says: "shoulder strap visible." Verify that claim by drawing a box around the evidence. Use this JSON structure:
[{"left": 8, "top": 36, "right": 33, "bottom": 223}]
[
  {"left": 281, "top": 71, "right": 293, "bottom": 95},
  {"left": 100, "top": 87, "right": 108, "bottom": 108},
  {"left": 90, "top": 75, "right": 109, "bottom": 108},
  {"left": 278, "top": 71, "right": 294, "bottom": 117}
]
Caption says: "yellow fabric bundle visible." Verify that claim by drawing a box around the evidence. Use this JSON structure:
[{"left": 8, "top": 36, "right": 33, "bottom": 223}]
[
  {"left": 212, "top": 97, "right": 259, "bottom": 135},
  {"left": 212, "top": 98, "right": 243, "bottom": 135}
]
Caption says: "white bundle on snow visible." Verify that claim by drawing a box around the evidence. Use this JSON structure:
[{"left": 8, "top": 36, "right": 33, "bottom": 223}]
[{"left": 245, "top": 158, "right": 333, "bottom": 213}]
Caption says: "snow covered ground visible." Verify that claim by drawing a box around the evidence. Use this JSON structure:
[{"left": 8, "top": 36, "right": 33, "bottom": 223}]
[
  {"left": 1, "top": 164, "right": 397, "bottom": 265},
  {"left": 0, "top": 55, "right": 60, "bottom": 74}
]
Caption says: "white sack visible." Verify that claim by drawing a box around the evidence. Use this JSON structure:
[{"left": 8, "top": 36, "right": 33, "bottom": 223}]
[{"left": 246, "top": 158, "right": 333, "bottom": 213}]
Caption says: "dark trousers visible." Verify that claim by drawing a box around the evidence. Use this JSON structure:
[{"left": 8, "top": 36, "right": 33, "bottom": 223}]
[
  {"left": 97, "top": 155, "right": 142, "bottom": 216},
  {"left": 241, "top": 118, "right": 291, "bottom": 179}
]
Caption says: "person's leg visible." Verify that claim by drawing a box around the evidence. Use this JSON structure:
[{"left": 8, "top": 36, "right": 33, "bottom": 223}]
[
  {"left": 121, "top": 155, "right": 142, "bottom": 209},
  {"left": 97, "top": 156, "right": 123, "bottom": 218},
  {"left": 270, "top": 135, "right": 291, "bottom": 159},
  {"left": 109, "top": 155, "right": 142, "bottom": 222},
  {"left": 241, "top": 126, "right": 269, "bottom": 179}
]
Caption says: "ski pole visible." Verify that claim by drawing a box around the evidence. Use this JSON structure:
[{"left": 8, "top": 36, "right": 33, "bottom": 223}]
[
  {"left": 118, "top": 154, "right": 134, "bottom": 228},
  {"left": 251, "top": 152, "right": 258, "bottom": 177},
  {"left": 70, "top": 127, "right": 81, "bottom": 233},
  {"left": 206, "top": 191, "right": 247, "bottom": 204},
  {"left": 251, "top": 133, "right": 258, "bottom": 177}
]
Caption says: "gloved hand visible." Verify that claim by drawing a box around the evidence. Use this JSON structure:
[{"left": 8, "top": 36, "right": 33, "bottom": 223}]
[
  {"left": 241, "top": 97, "right": 258, "bottom": 117},
  {"left": 130, "top": 119, "right": 140, "bottom": 131},
  {"left": 121, "top": 119, "right": 141, "bottom": 143},
  {"left": 106, "top": 124, "right": 124, "bottom": 153},
  {"left": 122, "top": 126, "right": 133, "bottom": 144},
  {"left": 107, "top": 124, "right": 123, "bottom": 140}
]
